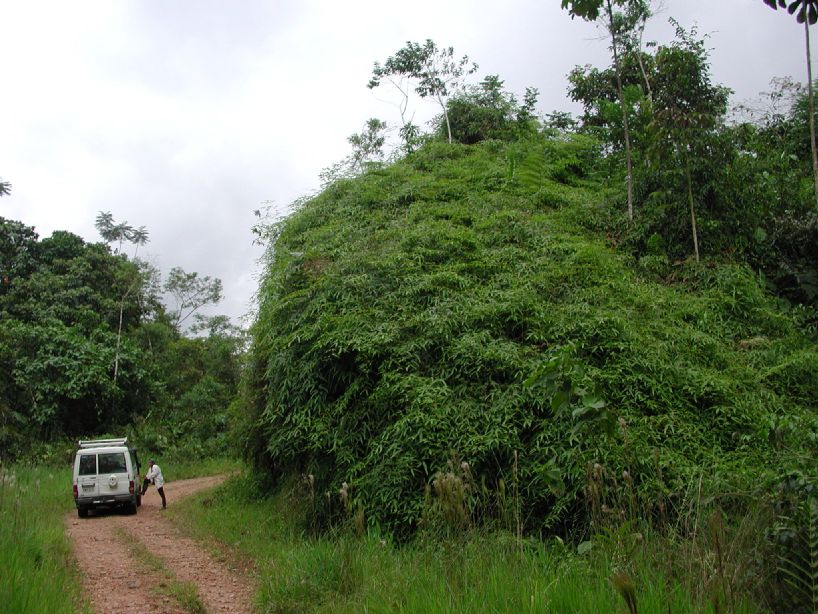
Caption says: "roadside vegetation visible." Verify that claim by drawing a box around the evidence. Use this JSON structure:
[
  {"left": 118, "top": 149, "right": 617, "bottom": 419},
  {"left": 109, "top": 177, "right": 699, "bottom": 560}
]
[
  {"left": 0, "top": 465, "right": 88, "bottom": 613},
  {"left": 237, "top": 9, "right": 818, "bottom": 612},
  {"left": 173, "top": 471, "right": 768, "bottom": 612}
]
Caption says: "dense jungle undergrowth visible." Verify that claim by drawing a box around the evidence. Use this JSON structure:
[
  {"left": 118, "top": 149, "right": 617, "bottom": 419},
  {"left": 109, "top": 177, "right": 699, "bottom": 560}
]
[{"left": 241, "top": 126, "right": 818, "bottom": 610}]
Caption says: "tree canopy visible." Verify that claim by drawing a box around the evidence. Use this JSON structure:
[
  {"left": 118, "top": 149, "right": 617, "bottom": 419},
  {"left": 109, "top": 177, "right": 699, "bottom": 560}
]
[
  {"left": 0, "top": 214, "right": 242, "bottom": 461},
  {"left": 369, "top": 39, "right": 478, "bottom": 146}
]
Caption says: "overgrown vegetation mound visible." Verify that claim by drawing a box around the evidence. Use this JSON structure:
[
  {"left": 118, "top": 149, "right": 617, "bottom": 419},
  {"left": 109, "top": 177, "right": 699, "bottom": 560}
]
[{"left": 246, "top": 135, "right": 818, "bottom": 537}]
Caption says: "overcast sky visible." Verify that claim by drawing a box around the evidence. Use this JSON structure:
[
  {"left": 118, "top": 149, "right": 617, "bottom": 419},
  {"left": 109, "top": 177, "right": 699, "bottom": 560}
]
[{"left": 0, "top": 1, "right": 806, "bottom": 327}]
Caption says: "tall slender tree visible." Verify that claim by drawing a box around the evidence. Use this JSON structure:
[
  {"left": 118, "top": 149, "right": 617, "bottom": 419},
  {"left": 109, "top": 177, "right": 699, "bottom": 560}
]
[
  {"left": 561, "top": 0, "right": 650, "bottom": 221},
  {"left": 95, "top": 211, "right": 149, "bottom": 382},
  {"left": 763, "top": 0, "right": 818, "bottom": 207},
  {"left": 369, "top": 40, "right": 478, "bottom": 146},
  {"left": 649, "top": 22, "right": 729, "bottom": 263},
  {"left": 164, "top": 267, "right": 223, "bottom": 331}
]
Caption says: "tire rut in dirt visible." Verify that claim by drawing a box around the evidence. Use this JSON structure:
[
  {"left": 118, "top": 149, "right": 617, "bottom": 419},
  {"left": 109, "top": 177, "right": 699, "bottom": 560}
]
[
  {"left": 65, "top": 513, "right": 182, "bottom": 614},
  {"left": 66, "top": 475, "right": 253, "bottom": 614}
]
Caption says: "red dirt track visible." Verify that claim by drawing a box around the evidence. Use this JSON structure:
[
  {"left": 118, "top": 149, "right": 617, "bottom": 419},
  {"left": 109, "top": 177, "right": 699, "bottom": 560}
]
[{"left": 65, "top": 474, "right": 254, "bottom": 613}]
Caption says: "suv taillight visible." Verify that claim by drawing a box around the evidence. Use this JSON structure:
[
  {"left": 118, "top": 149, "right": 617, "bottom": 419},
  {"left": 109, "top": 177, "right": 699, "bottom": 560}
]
[
  {"left": 73, "top": 484, "right": 78, "bottom": 499},
  {"left": 129, "top": 480, "right": 135, "bottom": 494}
]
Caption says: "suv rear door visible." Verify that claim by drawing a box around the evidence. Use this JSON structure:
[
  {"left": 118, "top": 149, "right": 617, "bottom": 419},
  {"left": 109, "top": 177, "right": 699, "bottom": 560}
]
[
  {"left": 77, "top": 452, "right": 99, "bottom": 498},
  {"left": 97, "top": 451, "right": 130, "bottom": 498}
]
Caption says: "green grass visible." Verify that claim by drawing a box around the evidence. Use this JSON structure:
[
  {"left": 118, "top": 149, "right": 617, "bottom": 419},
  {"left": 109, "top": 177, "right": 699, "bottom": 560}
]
[
  {"left": 161, "top": 455, "right": 242, "bottom": 481},
  {"left": 0, "top": 464, "right": 89, "bottom": 613},
  {"left": 171, "top": 471, "right": 767, "bottom": 613}
]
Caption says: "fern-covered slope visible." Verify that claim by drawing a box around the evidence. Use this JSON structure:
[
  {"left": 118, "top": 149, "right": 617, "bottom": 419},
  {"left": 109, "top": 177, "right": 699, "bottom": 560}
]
[{"left": 247, "top": 136, "right": 818, "bottom": 536}]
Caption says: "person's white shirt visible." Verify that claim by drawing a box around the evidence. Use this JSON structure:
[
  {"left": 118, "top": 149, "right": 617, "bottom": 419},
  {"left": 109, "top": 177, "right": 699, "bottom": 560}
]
[{"left": 146, "top": 463, "right": 164, "bottom": 488}]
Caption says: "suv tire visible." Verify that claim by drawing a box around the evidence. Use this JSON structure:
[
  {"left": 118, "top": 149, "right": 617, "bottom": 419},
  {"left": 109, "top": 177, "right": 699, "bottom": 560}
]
[{"left": 78, "top": 507, "right": 89, "bottom": 518}]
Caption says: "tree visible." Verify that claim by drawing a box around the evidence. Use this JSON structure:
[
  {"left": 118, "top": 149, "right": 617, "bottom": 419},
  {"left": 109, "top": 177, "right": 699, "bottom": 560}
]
[
  {"left": 0, "top": 179, "right": 10, "bottom": 197},
  {"left": 164, "top": 266, "right": 223, "bottom": 331},
  {"left": 95, "top": 211, "right": 150, "bottom": 381},
  {"left": 0, "top": 220, "right": 155, "bottom": 445},
  {"left": 320, "top": 118, "right": 388, "bottom": 185},
  {"left": 442, "top": 75, "right": 540, "bottom": 144},
  {"left": 617, "top": 0, "right": 655, "bottom": 100},
  {"left": 648, "top": 22, "right": 730, "bottom": 262},
  {"left": 369, "top": 39, "right": 478, "bottom": 145},
  {"left": 96, "top": 211, "right": 131, "bottom": 254},
  {"left": 0, "top": 218, "right": 38, "bottom": 293},
  {"left": 562, "top": 0, "right": 652, "bottom": 221},
  {"left": 763, "top": 0, "right": 818, "bottom": 208},
  {"left": 348, "top": 118, "right": 387, "bottom": 173},
  {"left": 728, "top": 78, "right": 818, "bottom": 304},
  {"left": 568, "top": 49, "right": 655, "bottom": 155}
]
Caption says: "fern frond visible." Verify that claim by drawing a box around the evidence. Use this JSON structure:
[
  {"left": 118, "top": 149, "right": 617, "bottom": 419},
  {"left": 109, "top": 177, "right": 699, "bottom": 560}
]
[
  {"left": 516, "top": 149, "right": 548, "bottom": 192},
  {"left": 778, "top": 496, "right": 818, "bottom": 612}
]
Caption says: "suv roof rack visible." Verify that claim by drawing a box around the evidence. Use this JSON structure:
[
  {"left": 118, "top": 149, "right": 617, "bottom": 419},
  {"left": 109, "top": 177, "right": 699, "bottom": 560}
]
[{"left": 78, "top": 438, "right": 128, "bottom": 448}]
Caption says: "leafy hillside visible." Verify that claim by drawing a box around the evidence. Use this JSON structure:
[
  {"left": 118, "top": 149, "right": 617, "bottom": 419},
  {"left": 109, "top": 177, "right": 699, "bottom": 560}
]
[{"left": 246, "top": 134, "right": 818, "bottom": 537}]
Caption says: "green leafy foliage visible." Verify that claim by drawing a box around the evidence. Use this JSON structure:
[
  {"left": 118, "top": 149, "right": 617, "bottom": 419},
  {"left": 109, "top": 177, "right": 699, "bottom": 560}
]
[
  {"left": 0, "top": 219, "right": 153, "bottom": 451},
  {"left": 778, "top": 497, "right": 818, "bottom": 611},
  {"left": 164, "top": 266, "right": 224, "bottom": 331},
  {"left": 441, "top": 75, "right": 539, "bottom": 145},
  {"left": 0, "top": 215, "right": 243, "bottom": 461},
  {"left": 246, "top": 133, "right": 818, "bottom": 538},
  {"left": 569, "top": 21, "right": 818, "bottom": 304}
]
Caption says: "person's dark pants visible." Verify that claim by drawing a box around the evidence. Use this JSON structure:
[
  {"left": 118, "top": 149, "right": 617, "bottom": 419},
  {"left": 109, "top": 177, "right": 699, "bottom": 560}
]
[{"left": 141, "top": 479, "right": 167, "bottom": 508}]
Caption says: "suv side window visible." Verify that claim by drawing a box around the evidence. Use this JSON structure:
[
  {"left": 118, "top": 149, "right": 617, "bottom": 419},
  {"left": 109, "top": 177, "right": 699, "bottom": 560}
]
[
  {"left": 129, "top": 449, "right": 140, "bottom": 476},
  {"left": 79, "top": 454, "right": 97, "bottom": 476},
  {"left": 98, "top": 452, "right": 127, "bottom": 474}
]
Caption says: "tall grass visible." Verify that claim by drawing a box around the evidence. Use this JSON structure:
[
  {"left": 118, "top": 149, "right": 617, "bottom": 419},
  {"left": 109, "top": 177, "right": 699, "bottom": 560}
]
[
  {"left": 171, "top": 471, "right": 768, "bottom": 613},
  {"left": 0, "top": 464, "right": 89, "bottom": 613}
]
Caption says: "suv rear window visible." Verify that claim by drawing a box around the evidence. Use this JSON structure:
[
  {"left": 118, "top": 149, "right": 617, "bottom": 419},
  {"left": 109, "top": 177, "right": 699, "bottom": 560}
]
[
  {"left": 98, "top": 452, "right": 127, "bottom": 474},
  {"left": 78, "top": 454, "right": 96, "bottom": 476}
]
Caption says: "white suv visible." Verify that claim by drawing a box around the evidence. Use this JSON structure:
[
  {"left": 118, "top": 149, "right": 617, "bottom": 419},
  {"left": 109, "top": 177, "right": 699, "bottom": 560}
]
[{"left": 72, "top": 438, "right": 142, "bottom": 518}]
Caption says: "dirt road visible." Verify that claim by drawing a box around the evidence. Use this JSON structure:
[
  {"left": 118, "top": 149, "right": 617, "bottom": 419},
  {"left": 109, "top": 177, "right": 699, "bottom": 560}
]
[{"left": 65, "top": 475, "right": 255, "bottom": 614}]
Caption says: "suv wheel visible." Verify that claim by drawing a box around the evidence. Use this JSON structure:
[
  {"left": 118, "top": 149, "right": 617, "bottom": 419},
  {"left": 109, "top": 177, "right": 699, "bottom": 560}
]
[{"left": 78, "top": 507, "right": 89, "bottom": 518}]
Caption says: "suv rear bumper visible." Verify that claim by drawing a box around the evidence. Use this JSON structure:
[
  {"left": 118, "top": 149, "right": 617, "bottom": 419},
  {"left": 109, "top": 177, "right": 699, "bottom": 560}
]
[{"left": 76, "top": 494, "right": 135, "bottom": 508}]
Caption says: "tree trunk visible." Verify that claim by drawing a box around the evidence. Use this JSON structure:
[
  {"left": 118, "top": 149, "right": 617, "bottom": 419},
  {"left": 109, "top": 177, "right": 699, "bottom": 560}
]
[
  {"left": 113, "top": 299, "right": 124, "bottom": 383},
  {"left": 439, "top": 93, "right": 453, "bottom": 143},
  {"left": 684, "top": 154, "right": 700, "bottom": 263},
  {"left": 635, "top": 18, "right": 653, "bottom": 102},
  {"left": 606, "top": 0, "right": 635, "bottom": 221},
  {"left": 113, "top": 278, "right": 138, "bottom": 384},
  {"left": 805, "top": 16, "right": 818, "bottom": 208}
]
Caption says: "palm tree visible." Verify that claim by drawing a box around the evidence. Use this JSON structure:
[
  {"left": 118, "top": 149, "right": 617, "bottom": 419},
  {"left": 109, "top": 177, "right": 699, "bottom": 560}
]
[{"left": 764, "top": 0, "right": 818, "bottom": 208}]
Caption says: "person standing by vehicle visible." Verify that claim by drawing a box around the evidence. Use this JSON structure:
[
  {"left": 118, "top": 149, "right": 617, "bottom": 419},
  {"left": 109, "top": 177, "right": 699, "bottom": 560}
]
[{"left": 141, "top": 459, "right": 167, "bottom": 509}]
